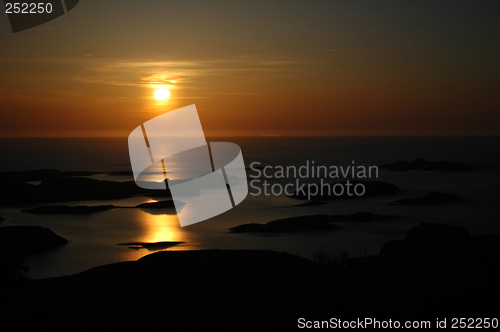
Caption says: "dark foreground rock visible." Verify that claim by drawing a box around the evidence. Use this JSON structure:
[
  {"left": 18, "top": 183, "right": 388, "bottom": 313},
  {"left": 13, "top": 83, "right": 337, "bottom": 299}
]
[
  {"left": 380, "top": 158, "right": 476, "bottom": 172},
  {"left": 0, "top": 226, "right": 68, "bottom": 280},
  {"left": 288, "top": 180, "right": 400, "bottom": 201},
  {"left": 230, "top": 215, "right": 343, "bottom": 233},
  {"left": 390, "top": 192, "right": 460, "bottom": 205},
  {"left": 0, "top": 226, "right": 68, "bottom": 256},
  {"left": 380, "top": 222, "right": 500, "bottom": 262},
  {"left": 1, "top": 224, "right": 500, "bottom": 330}
]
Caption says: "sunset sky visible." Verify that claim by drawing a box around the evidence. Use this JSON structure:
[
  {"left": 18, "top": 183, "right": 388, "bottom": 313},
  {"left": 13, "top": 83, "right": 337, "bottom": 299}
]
[{"left": 0, "top": 0, "right": 498, "bottom": 137}]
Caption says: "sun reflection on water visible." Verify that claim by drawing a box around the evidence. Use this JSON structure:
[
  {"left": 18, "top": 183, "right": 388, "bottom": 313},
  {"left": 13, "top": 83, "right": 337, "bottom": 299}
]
[{"left": 139, "top": 211, "right": 191, "bottom": 245}]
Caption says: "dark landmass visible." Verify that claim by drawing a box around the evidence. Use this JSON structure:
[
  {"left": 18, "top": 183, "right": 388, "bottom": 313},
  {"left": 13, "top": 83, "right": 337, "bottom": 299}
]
[
  {"left": 389, "top": 192, "right": 460, "bottom": 206},
  {"left": 381, "top": 222, "right": 476, "bottom": 260},
  {"left": 288, "top": 180, "right": 400, "bottom": 201},
  {"left": 231, "top": 212, "right": 393, "bottom": 233},
  {"left": 0, "top": 169, "right": 101, "bottom": 182},
  {"left": 133, "top": 200, "right": 177, "bottom": 209},
  {"left": 380, "top": 158, "right": 477, "bottom": 172},
  {"left": 0, "top": 226, "right": 67, "bottom": 280},
  {"left": 0, "top": 177, "right": 158, "bottom": 204},
  {"left": 117, "top": 241, "right": 184, "bottom": 250},
  {"left": 106, "top": 171, "right": 134, "bottom": 176},
  {"left": 328, "top": 211, "right": 395, "bottom": 222},
  {"left": 0, "top": 216, "right": 4, "bottom": 222},
  {"left": 23, "top": 205, "right": 116, "bottom": 215},
  {"left": 0, "top": 226, "right": 68, "bottom": 255},
  {"left": 230, "top": 214, "right": 343, "bottom": 233},
  {"left": 292, "top": 201, "right": 328, "bottom": 207},
  {"left": 0, "top": 169, "right": 175, "bottom": 204},
  {"left": 23, "top": 200, "right": 177, "bottom": 215},
  {"left": 2, "top": 222, "right": 499, "bottom": 329}
]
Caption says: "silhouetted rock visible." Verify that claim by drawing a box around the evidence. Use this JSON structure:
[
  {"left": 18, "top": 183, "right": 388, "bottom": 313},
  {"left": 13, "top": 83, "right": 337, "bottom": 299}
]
[
  {"left": 23, "top": 205, "right": 116, "bottom": 215},
  {"left": 0, "top": 177, "right": 152, "bottom": 204},
  {"left": 0, "top": 169, "right": 100, "bottom": 182},
  {"left": 230, "top": 214, "right": 342, "bottom": 233},
  {"left": 117, "top": 241, "right": 184, "bottom": 250},
  {"left": 380, "top": 158, "right": 476, "bottom": 172},
  {"left": 62, "top": 171, "right": 101, "bottom": 177},
  {"left": 0, "top": 226, "right": 68, "bottom": 280},
  {"left": 0, "top": 226, "right": 68, "bottom": 256},
  {"left": 20, "top": 200, "right": 178, "bottom": 215},
  {"left": 0, "top": 216, "right": 4, "bottom": 222},
  {"left": 134, "top": 200, "right": 176, "bottom": 209},
  {"left": 329, "top": 212, "right": 394, "bottom": 222},
  {"left": 380, "top": 222, "right": 472, "bottom": 260},
  {"left": 288, "top": 180, "right": 400, "bottom": 200},
  {"left": 2, "top": 233, "right": 500, "bottom": 329},
  {"left": 231, "top": 212, "right": 393, "bottom": 233},
  {"left": 0, "top": 169, "right": 63, "bottom": 182},
  {"left": 107, "top": 171, "right": 134, "bottom": 176},
  {"left": 389, "top": 192, "right": 460, "bottom": 205},
  {"left": 292, "top": 201, "right": 328, "bottom": 207}
]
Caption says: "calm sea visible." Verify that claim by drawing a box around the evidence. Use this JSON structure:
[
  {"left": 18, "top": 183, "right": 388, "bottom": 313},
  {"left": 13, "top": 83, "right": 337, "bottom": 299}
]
[{"left": 1, "top": 136, "right": 500, "bottom": 278}]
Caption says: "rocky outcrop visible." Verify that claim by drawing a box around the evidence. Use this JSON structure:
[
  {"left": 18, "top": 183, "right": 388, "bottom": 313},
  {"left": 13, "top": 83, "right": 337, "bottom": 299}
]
[
  {"left": 117, "top": 241, "right": 184, "bottom": 250},
  {"left": 0, "top": 226, "right": 68, "bottom": 257},
  {"left": 0, "top": 226, "right": 68, "bottom": 280},
  {"left": 380, "top": 158, "right": 476, "bottom": 172},
  {"left": 23, "top": 200, "right": 178, "bottom": 215},
  {"left": 230, "top": 214, "right": 343, "bottom": 233},
  {"left": 288, "top": 180, "right": 400, "bottom": 200},
  {"left": 0, "top": 177, "right": 159, "bottom": 204},
  {"left": 379, "top": 222, "right": 499, "bottom": 261},
  {"left": 389, "top": 192, "right": 460, "bottom": 205},
  {"left": 23, "top": 205, "right": 116, "bottom": 214}
]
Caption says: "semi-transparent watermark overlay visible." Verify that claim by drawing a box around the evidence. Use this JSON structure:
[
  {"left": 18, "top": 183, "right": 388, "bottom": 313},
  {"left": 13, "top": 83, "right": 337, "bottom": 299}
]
[{"left": 248, "top": 161, "right": 379, "bottom": 199}]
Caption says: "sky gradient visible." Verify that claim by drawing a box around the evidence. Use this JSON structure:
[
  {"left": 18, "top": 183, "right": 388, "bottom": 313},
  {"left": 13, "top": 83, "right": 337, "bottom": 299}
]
[{"left": 0, "top": 0, "right": 499, "bottom": 137}]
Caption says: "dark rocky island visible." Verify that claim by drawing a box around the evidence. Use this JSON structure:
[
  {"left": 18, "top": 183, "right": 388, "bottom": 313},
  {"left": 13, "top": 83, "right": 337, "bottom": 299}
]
[
  {"left": 106, "top": 171, "right": 134, "bottom": 176},
  {"left": 328, "top": 211, "right": 395, "bottom": 222},
  {"left": 380, "top": 158, "right": 476, "bottom": 172},
  {"left": 0, "top": 226, "right": 67, "bottom": 280},
  {"left": 133, "top": 200, "right": 177, "bottom": 209},
  {"left": 23, "top": 205, "right": 116, "bottom": 215},
  {"left": 287, "top": 180, "right": 400, "bottom": 201},
  {"left": 231, "top": 212, "right": 394, "bottom": 233},
  {"left": 23, "top": 200, "right": 178, "bottom": 215},
  {"left": 389, "top": 192, "right": 460, "bottom": 205},
  {"left": 230, "top": 214, "right": 343, "bottom": 233},
  {"left": 117, "top": 241, "right": 184, "bottom": 250},
  {"left": 292, "top": 201, "right": 328, "bottom": 207},
  {"left": 0, "top": 177, "right": 156, "bottom": 204},
  {"left": 0, "top": 169, "right": 101, "bottom": 182}
]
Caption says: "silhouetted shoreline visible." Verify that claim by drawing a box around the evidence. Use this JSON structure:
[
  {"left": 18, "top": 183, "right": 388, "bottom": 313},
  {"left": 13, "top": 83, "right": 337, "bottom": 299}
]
[{"left": 1, "top": 222, "right": 499, "bottom": 329}]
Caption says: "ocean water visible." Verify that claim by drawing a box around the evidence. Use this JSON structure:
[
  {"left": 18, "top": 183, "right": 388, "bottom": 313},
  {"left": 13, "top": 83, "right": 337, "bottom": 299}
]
[{"left": 1, "top": 136, "right": 500, "bottom": 278}]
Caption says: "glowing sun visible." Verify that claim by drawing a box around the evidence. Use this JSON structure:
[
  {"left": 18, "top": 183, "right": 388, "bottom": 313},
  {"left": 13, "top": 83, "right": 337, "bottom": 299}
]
[{"left": 154, "top": 88, "right": 170, "bottom": 100}]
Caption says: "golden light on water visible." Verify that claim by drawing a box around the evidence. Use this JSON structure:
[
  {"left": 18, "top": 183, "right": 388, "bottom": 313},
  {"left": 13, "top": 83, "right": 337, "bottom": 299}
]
[
  {"left": 140, "top": 212, "right": 190, "bottom": 245},
  {"left": 154, "top": 88, "right": 170, "bottom": 100}
]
